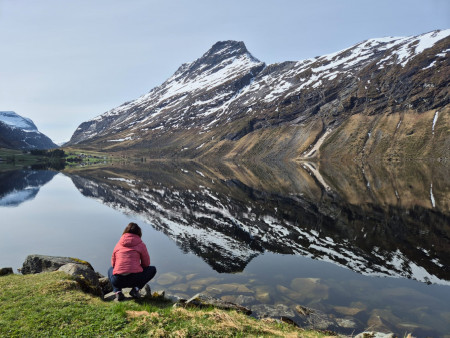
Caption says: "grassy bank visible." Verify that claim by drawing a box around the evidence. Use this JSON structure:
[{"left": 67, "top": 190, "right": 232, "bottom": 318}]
[
  {"left": 0, "top": 272, "right": 325, "bottom": 337},
  {"left": 0, "top": 148, "right": 44, "bottom": 169}
]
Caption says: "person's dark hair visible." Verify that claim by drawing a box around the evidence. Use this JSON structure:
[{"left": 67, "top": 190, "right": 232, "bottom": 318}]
[{"left": 123, "top": 222, "right": 142, "bottom": 237}]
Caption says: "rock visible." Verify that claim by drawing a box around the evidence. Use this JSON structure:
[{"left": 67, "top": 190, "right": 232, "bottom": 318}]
[
  {"left": 289, "top": 278, "right": 329, "bottom": 301},
  {"left": 156, "top": 272, "right": 182, "bottom": 285},
  {"left": 0, "top": 267, "right": 13, "bottom": 276},
  {"left": 335, "top": 317, "right": 358, "bottom": 329},
  {"left": 103, "top": 284, "right": 153, "bottom": 301},
  {"left": 57, "top": 263, "right": 101, "bottom": 296},
  {"left": 206, "top": 283, "right": 253, "bottom": 295},
  {"left": 251, "top": 303, "right": 295, "bottom": 318},
  {"left": 254, "top": 286, "right": 272, "bottom": 303},
  {"left": 21, "top": 254, "right": 94, "bottom": 275},
  {"left": 185, "top": 273, "right": 198, "bottom": 281},
  {"left": 333, "top": 305, "right": 365, "bottom": 316},
  {"left": 139, "top": 284, "right": 152, "bottom": 299},
  {"left": 355, "top": 332, "right": 395, "bottom": 338},
  {"left": 367, "top": 309, "right": 400, "bottom": 333},
  {"left": 169, "top": 283, "right": 189, "bottom": 292},
  {"left": 183, "top": 293, "right": 252, "bottom": 315},
  {"left": 222, "top": 294, "right": 256, "bottom": 306},
  {"left": 294, "top": 304, "right": 336, "bottom": 331},
  {"left": 98, "top": 277, "right": 113, "bottom": 295}
]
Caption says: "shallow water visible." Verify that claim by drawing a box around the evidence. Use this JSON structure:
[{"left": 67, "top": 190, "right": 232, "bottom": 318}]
[{"left": 0, "top": 161, "right": 449, "bottom": 336}]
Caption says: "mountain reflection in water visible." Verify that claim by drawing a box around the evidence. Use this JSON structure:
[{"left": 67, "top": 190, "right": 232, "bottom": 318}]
[
  {"left": 0, "top": 170, "right": 58, "bottom": 207},
  {"left": 66, "top": 160, "right": 450, "bottom": 285}
]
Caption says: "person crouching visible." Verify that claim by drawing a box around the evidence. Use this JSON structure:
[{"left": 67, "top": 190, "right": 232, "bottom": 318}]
[{"left": 108, "top": 222, "right": 157, "bottom": 301}]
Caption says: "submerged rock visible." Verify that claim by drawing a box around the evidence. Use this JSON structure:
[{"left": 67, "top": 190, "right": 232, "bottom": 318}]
[
  {"left": 289, "top": 278, "right": 329, "bottom": 301},
  {"left": 0, "top": 267, "right": 13, "bottom": 276},
  {"left": 156, "top": 272, "right": 182, "bottom": 285},
  {"left": 251, "top": 303, "right": 295, "bottom": 318},
  {"left": 182, "top": 293, "right": 252, "bottom": 315},
  {"left": 355, "top": 332, "right": 395, "bottom": 338}
]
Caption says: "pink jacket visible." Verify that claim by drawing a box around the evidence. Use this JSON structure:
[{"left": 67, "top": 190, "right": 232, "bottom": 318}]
[{"left": 111, "top": 233, "right": 150, "bottom": 275}]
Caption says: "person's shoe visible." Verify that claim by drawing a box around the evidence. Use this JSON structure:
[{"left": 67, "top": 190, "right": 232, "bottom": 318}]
[
  {"left": 129, "top": 287, "right": 141, "bottom": 299},
  {"left": 115, "top": 291, "right": 125, "bottom": 302}
]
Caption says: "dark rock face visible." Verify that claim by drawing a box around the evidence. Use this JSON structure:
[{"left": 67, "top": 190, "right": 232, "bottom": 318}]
[
  {"left": 0, "top": 267, "right": 13, "bottom": 276},
  {"left": 20, "top": 254, "right": 94, "bottom": 275},
  {"left": 0, "top": 111, "right": 57, "bottom": 150},
  {"left": 67, "top": 31, "right": 449, "bottom": 160}
]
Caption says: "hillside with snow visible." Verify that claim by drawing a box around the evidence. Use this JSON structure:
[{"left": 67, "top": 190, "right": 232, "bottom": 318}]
[
  {"left": 0, "top": 111, "right": 57, "bottom": 150},
  {"left": 67, "top": 30, "right": 450, "bottom": 161}
]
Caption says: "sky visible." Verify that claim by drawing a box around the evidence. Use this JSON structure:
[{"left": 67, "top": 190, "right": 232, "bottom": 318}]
[{"left": 0, "top": 0, "right": 449, "bottom": 143}]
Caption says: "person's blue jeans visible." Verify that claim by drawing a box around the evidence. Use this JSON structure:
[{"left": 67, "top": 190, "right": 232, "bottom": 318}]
[{"left": 108, "top": 266, "right": 157, "bottom": 293}]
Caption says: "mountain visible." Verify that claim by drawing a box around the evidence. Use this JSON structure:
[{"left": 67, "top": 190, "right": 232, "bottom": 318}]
[
  {"left": 0, "top": 111, "right": 57, "bottom": 150},
  {"left": 65, "top": 161, "right": 449, "bottom": 284},
  {"left": 67, "top": 30, "right": 450, "bottom": 161}
]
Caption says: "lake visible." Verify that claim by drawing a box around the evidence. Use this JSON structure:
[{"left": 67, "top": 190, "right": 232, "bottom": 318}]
[{"left": 0, "top": 160, "right": 449, "bottom": 336}]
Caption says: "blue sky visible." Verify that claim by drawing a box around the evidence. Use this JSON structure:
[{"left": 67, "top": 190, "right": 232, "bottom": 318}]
[{"left": 0, "top": 0, "right": 448, "bottom": 142}]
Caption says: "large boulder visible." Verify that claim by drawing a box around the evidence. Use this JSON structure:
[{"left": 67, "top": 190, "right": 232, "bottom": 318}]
[
  {"left": 57, "top": 263, "right": 101, "bottom": 296},
  {"left": 20, "top": 255, "right": 94, "bottom": 274},
  {"left": 0, "top": 267, "right": 13, "bottom": 276}
]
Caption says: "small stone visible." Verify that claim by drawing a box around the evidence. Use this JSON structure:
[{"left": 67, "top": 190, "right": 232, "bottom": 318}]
[{"left": 0, "top": 267, "right": 13, "bottom": 276}]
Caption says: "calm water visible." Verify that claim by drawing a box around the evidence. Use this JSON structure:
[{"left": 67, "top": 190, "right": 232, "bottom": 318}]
[{"left": 0, "top": 161, "right": 449, "bottom": 336}]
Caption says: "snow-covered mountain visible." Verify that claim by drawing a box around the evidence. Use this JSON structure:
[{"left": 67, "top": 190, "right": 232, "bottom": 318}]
[
  {"left": 67, "top": 30, "right": 450, "bottom": 161},
  {"left": 0, "top": 111, "right": 57, "bottom": 150}
]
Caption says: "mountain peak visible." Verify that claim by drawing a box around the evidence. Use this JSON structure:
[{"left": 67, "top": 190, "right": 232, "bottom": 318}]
[
  {"left": 207, "top": 40, "right": 250, "bottom": 57},
  {"left": 187, "top": 40, "right": 261, "bottom": 72},
  {"left": 0, "top": 111, "right": 37, "bottom": 131}
]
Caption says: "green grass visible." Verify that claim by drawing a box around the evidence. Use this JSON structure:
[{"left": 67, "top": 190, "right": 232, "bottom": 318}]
[
  {"left": 0, "top": 272, "right": 326, "bottom": 337},
  {"left": 0, "top": 148, "right": 44, "bottom": 169}
]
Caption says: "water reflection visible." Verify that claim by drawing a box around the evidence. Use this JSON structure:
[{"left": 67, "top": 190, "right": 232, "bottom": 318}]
[
  {"left": 65, "top": 160, "right": 450, "bottom": 284},
  {"left": 0, "top": 170, "right": 58, "bottom": 207}
]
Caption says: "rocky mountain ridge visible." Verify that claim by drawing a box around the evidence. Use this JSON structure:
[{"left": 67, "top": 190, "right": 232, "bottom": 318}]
[
  {"left": 67, "top": 30, "right": 449, "bottom": 161},
  {"left": 0, "top": 111, "right": 57, "bottom": 150}
]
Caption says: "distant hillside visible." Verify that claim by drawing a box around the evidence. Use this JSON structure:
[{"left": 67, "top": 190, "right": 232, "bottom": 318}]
[
  {"left": 0, "top": 111, "right": 57, "bottom": 150},
  {"left": 67, "top": 30, "right": 450, "bottom": 161}
]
